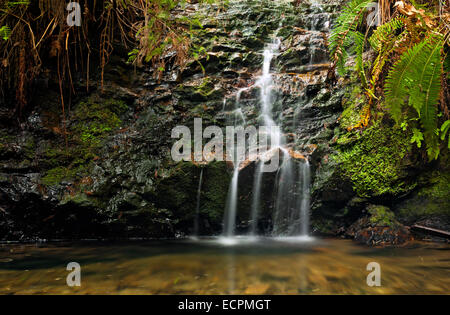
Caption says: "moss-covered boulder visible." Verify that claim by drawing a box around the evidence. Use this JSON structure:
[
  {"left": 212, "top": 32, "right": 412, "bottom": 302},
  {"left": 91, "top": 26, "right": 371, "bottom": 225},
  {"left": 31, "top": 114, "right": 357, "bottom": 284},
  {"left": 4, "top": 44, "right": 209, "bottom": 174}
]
[
  {"left": 346, "top": 205, "right": 412, "bottom": 246},
  {"left": 395, "top": 171, "right": 450, "bottom": 232}
]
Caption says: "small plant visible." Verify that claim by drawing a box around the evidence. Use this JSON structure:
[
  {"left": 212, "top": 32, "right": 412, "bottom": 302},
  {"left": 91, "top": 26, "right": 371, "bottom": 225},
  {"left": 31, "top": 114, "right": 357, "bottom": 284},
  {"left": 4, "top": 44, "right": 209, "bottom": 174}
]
[{"left": 0, "top": 25, "right": 10, "bottom": 40}]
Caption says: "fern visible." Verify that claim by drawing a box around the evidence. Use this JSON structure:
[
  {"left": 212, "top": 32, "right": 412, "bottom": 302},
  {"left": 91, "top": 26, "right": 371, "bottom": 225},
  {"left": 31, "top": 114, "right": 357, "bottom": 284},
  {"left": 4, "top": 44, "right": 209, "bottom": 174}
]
[
  {"left": 441, "top": 120, "right": 450, "bottom": 149},
  {"left": 329, "top": 0, "right": 372, "bottom": 75},
  {"left": 369, "top": 17, "right": 404, "bottom": 51},
  {"left": 333, "top": 1, "right": 448, "bottom": 160},
  {"left": 384, "top": 39, "right": 429, "bottom": 123},
  {"left": 385, "top": 35, "right": 444, "bottom": 159}
]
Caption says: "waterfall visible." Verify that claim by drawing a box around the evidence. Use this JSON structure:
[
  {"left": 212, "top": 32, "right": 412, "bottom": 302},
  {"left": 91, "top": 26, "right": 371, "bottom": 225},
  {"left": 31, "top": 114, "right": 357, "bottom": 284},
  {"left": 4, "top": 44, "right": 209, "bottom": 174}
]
[
  {"left": 223, "top": 165, "right": 239, "bottom": 237},
  {"left": 299, "top": 161, "right": 311, "bottom": 236},
  {"left": 221, "top": 33, "right": 312, "bottom": 240},
  {"left": 222, "top": 84, "right": 246, "bottom": 238},
  {"left": 220, "top": 0, "right": 330, "bottom": 241},
  {"left": 193, "top": 168, "right": 204, "bottom": 238},
  {"left": 250, "top": 161, "right": 263, "bottom": 235}
]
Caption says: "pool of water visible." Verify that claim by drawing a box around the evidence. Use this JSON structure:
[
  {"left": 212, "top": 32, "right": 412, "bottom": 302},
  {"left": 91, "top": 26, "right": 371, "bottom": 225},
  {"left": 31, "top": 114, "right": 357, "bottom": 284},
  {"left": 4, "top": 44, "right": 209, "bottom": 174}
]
[{"left": 0, "top": 237, "right": 449, "bottom": 294}]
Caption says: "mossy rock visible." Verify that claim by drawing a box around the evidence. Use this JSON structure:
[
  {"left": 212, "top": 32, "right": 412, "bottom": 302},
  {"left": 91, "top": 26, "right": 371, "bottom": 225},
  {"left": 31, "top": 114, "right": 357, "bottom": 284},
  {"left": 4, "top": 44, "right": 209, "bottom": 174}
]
[
  {"left": 346, "top": 205, "right": 412, "bottom": 246},
  {"left": 333, "top": 118, "right": 415, "bottom": 198},
  {"left": 71, "top": 96, "right": 128, "bottom": 148},
  {"left": 339, "top": 85, "right": 365, "bottom": 131},
  {"left": 395, "top": 171, "right": 450, "bottom": 225},
  {"left": 40, "top": 96, "right": 128, "bottom": 187},
  {"left": 367, "top": 205, "right": 398, "bottom": 228},
  {"left": 153, "top": 160, "right": 230, "bottom": 234},
  {"left": 200, "top": 161, "right": 230, "bottom": 229},
  {"left": 41, "top": 166, "right": 80, "bottom": 186}
]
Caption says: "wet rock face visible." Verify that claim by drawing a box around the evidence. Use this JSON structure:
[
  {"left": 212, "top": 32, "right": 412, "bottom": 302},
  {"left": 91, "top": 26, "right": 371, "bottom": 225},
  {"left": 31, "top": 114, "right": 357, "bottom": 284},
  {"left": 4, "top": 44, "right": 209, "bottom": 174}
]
[
  {"left": 4, "top": 0, "right": 340, "bottom": 240},
  {"left": 1, "top": 0, "right": 445, "bottom": 242},
  {"left": 0, "top": 0, "right": 357, "bottom": 241}
]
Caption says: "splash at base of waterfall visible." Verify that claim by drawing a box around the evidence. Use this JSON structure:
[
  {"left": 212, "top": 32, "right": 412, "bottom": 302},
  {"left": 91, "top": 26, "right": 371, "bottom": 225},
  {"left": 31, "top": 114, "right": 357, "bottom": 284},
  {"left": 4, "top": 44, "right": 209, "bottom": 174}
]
[{"left": 215, "top": 235, "right": 315, "bottom": 246}]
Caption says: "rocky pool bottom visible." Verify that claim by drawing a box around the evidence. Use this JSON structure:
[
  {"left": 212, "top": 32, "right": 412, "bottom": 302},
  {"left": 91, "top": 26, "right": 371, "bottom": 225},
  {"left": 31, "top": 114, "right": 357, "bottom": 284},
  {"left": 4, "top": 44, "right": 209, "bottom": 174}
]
[{"left": 0, "top": 238, "right": 448, "bottom": 295}]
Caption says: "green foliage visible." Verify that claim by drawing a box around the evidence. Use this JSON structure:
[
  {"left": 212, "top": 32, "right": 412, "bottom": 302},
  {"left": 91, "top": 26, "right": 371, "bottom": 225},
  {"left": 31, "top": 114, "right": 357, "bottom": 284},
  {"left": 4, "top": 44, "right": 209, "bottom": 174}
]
[
  {"left": 329, "top": 0, "right": 372, "bottom": 77},
  {"left": 72, "top": 97, "right": 127, "bottom": 149},
  {"left": 5, "top": 1, "right": 30, "bottom": 8},
  {"left": 441, "top": 120, "right": 450, "bottom": 149},
  {"left": 339, "top": 85, "right": 366, "bottom": 131},
  {"left": 41, "top": 166, "right": 80, "bottom": 186},
  {"left": 368, "top": 17, "right": 404, "bottom": 51},
  {"left": 129, "top": 0, "right": 225, "bottom": 74},
  {"left": 331, "top": 1, "right": 448, "bottom": 161},
  {"left": 384, "top": 35, "right": 444, "bottom": 160},
  {"left": 410, "top": 128, "right": 424, "bottom": 148},
  {"left": 0, "top": 25, "right": 10, "bottom": 40},
  {"left": 40, "top": 97, "right": 128, "bottom": 186}
]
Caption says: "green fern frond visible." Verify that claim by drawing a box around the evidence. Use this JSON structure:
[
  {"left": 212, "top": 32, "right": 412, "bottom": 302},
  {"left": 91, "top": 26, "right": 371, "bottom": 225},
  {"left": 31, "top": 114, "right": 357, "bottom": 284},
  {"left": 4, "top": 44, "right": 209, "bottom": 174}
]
[
  {"left": 409, "top": 35, "right": 443, "bottom": 118},
  {"left": 369, "top": 17, "right": 404, "bottom": 51},
  {"left": 441, "top": 120, "right": 450, "bottom": 149},
  {"left": 329, "top": 0, "right": 373, "bottom": 75},
  {"left": 384, "top": 39, "right": 429, "bottom": 123},
  {"left": 385, "top": 34, "right": 444, "bottom": 159}
]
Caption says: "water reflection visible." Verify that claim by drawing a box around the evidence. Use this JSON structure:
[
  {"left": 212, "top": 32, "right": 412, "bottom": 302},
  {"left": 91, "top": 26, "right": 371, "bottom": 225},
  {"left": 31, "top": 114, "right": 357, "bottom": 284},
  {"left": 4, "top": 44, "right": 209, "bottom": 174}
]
[{"left": 0, "top": 238, "right": 448, "bottom": 294}]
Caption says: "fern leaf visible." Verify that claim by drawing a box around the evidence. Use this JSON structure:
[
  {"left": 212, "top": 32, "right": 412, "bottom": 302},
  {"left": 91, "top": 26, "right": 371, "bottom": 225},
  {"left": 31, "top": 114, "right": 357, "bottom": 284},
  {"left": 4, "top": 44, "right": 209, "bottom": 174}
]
[
  {"left": 329, "top": 0, "right": 373, "bottom": 74},
  {"left": 385, "top": 34, "right": 444, "bottom": 160},
  {"left": 369, "top": 17, "right": 404, "bottom": 51},
  {"left": 409, "top": 36, "right": 442, "bottom": 119},
  {"left": 384, "top": 39, "right": 428, "bottom": 123}
]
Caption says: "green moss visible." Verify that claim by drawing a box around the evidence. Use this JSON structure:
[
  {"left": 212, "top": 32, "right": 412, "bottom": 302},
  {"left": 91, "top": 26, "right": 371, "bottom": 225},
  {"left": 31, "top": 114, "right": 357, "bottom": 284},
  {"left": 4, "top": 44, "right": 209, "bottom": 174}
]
[
  {"left": 43, "top": 146, "right": 69, "bottom": 167},
  {"left": 40, "top": 96, "right": 127, "bottom": 186},
  {"left": 336, "top": 131, "right": 361, "bottom": 146},
  {"left": 195, "top": 77, "right": 215, "bottom": 96},
  {"left": 418, "top": 171, "right": 450, "bottom": 200},
  {"left": 72, "top": 96, "right": 127, "bottom": 148},
  {"left": 339, "top": 85, "right": 365, "bottom": 130},
  {"left": 0, "top": 131, "right": 15, "bottom": 156},
  {"left": 175, "top": 77, "right": 221, "bottom": 102},
  {"left": 334, "top": 118, "right": 414, "bottom": 198},
  {"left": 22, "top": 137, "right": 36, "bottom": 159},
  {"left": 155, "top": 161, "right": 198, "bottom": 219},
  {"left": 396, "top": 171, "right": 450, "bottom": 221},
  {"left": 41, "top": 166, "right": 80, "bottom": 186},
  {"left": 201, "top": 161, "right": 229, "bottom": 223},
  {"left": 367, "top": 205, "right": 397, "bottom": 227}
]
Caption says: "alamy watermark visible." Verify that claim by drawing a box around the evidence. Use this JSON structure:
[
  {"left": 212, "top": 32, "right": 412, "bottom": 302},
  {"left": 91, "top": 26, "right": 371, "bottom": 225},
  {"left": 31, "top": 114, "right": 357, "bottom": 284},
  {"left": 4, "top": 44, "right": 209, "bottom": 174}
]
[
  {"left": 366, "top": 262, "right": 381, "bottom": 287},
  {"left": 367, "top": 2, "right": 381, "bottom": 27},
  {"left": 67, "top": 2, "right": 82, "bottom": 27},
  {"left": 66, "top": 262, "right": 81, "bottom": 287},
  {"left": 171, "top": 118, "right": 281, "bottom": 172}
]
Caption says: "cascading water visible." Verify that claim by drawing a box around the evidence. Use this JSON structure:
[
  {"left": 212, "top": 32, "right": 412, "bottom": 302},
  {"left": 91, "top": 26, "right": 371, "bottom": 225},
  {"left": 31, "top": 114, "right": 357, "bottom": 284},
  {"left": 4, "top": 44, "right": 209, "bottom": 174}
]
[
  {"left": 222, "top": 84, "right": 247, "bottom": 239},
  {"left": 223, "top": 167, "right": 239, "bottom": 237},
  {"left": 218, "top": 0, "right": 335, "bottom": 242},
  {"left": 192, "top": 168, "right": 204, "bottom": 238},
  {"left": 222, "top": 33, "right": 311, "bottom": 240},
  {"left": 249, "top": 161, "right": 263, "bottom": 236},
  {"left": 299, "top": 161, "right": 311, "bottom": 236}
]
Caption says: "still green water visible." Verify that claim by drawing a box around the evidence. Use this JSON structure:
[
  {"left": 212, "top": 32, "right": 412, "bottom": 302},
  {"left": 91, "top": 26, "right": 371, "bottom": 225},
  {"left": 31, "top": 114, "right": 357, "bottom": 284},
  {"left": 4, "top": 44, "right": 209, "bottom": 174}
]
[{"left": 0, "top": 238, "right": 449, "bottom": 294}]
